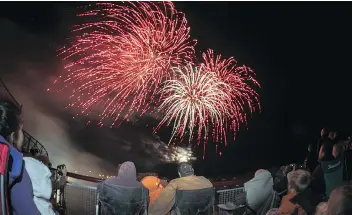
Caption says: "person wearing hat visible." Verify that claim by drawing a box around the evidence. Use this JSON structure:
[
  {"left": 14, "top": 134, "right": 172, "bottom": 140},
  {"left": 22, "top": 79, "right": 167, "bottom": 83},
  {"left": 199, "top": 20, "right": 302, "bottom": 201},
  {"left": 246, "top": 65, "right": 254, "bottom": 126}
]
[
  {"left": 149, "top": 162, "right": 213, "bottom": 215},
  {"left": 141, "top": 176, "right": 165, "bottom": 206}
]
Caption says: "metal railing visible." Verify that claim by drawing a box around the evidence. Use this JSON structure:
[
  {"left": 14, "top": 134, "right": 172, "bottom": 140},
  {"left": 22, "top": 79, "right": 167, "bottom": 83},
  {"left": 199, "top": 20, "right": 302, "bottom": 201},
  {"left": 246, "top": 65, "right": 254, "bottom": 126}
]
[
  {"left": 0, "top": 78, "right": 48, "bottom": 156},
  {"left": 51, "top": 167, "right": 246, "bottom": 215},
  {"left": 23, "top": 130, "right": 48, "bottom": 157},
  {"left": 1, "top": 78, "right": 248, "bottom": 214}
]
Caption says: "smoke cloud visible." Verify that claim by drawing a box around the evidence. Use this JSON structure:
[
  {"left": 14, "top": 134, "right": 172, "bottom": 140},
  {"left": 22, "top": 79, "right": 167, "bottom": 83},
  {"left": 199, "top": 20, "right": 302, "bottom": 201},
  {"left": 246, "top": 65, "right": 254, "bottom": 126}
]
[{"left": 0, "top": 18, "right": 195, "bottom": 177}]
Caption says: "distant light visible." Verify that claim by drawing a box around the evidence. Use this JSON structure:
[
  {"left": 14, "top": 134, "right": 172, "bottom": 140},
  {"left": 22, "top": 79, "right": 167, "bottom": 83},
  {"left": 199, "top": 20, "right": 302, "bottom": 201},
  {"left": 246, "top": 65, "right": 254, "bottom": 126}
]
[
  {"left": 89, "top": 171, "right": 92, "bottom": 173},
  {"left": 74, "top": 171, "right": 77, "bottom": 173}
]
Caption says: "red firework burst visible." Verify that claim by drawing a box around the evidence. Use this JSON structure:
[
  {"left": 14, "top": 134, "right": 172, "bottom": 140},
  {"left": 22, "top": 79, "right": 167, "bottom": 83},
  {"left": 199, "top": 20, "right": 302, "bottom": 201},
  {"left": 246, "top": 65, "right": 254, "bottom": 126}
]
[
  {"left": 201, "top": 49, "right": 261, "bottom": 145},
  {"left": 55, "top": 2, "right": 196, "bottom": 126}
]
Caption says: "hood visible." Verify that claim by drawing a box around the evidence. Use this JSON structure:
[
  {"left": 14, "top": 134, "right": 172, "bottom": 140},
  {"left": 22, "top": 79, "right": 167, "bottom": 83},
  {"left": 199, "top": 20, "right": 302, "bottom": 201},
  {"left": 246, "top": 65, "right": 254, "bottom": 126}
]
[
  {"left": 23, "top": 157, "right": 52, "bottom": 200},
  {"left": 244, "top": 169, "right": 274, "bottom": 211},
  {"left": 118, "top": 161, "right": 137, "bottom": 180},
  {"left": 104, "top": 161, "right": 141, "bottom": 187}
]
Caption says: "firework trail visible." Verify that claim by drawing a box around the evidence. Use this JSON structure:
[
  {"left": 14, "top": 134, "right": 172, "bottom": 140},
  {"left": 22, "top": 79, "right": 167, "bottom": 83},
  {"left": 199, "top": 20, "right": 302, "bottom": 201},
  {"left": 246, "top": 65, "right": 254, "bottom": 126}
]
[
  {"left": 55, "top": 2, "right": 196, "bottom": 126},
  {"left": 155, "top": 51, "right": 260, "bottom": 155},
  {"left": 154, "top": 64, "right": 233, "bottom": 151}
]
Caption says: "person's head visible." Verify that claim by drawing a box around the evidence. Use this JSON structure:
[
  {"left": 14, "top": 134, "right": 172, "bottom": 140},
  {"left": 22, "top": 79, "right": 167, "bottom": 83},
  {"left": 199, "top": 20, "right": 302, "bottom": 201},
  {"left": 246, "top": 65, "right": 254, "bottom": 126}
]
[
  {"left": 117, "top": 161, "right": 137, "bottom": 180},
  {"left": 327, "top": 185, "right": 352, "bottom": 215},
  {"left": 283, "top": 164, "right": 295, "bottom": 176},
  {"left": 321, "top": 128, "right": 327, "bottom": 137},
  {"left": 255, "top": 169, "right": 269, "bottom": 176},
  {"left": 288, "top": 170, "right": 311, "bottom": 194},
  {"left": 329, "top": 132, "right": 337, "bottom": 140},
  {"left": 141, "top": 176, "right": 162, "bottom": 191},
  {"left": 0, "top": 100, "right": 23, "bottom": 150},
  {"left": 177, "top": 162, "right": 194, "bottom": 177},
  {"left": 332, "top": 144, "right": 342, "bottom": 158}
]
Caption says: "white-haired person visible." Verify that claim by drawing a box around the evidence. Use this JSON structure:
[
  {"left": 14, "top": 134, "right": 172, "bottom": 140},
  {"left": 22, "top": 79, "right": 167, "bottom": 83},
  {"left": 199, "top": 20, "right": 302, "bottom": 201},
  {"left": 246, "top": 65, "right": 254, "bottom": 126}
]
[
  {"left": 326, "top": 185, "right": 352, "bottom": 215},
  {"left": 279, "top": 169, "right": 319, "bottom": 215},
  {"left": 149, "top": 162, "right": 213, "bottom": 215}
]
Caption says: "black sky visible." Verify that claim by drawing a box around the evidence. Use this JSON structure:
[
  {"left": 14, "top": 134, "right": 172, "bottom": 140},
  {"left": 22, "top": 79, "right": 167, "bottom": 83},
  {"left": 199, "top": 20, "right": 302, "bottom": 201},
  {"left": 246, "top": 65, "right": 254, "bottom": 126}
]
[{"left": 1, "top": 2, "right": 352, "bottom": 176}]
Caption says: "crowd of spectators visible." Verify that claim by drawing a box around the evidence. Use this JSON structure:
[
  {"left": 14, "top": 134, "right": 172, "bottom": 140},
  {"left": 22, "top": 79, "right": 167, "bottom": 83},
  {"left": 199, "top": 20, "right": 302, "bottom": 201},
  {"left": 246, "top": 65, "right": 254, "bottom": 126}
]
[{"left": 1, "top": 97, "right": 352, "bottom": 215}]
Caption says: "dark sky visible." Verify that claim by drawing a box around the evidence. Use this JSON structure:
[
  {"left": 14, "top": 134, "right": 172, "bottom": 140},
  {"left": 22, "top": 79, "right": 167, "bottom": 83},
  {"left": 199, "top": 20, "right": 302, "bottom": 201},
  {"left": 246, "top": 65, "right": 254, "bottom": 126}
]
[{"left": 1, "top": 2, "right": 352, "bottom": 177}]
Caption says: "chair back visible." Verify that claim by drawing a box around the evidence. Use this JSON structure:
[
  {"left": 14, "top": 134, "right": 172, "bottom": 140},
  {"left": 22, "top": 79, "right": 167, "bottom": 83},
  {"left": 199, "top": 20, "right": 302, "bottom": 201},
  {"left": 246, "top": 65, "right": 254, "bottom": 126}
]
[
  {"left": 97, "top": 182, "right": 148, "bottom": 215},
  {"left": 175, "top": 187, "right": 215, "bottom": 215},
  {"left": 320, "top": 156, "right": 344, "bottom": 196},
  {"left": 64, "top": 182, "right": 97, "bottom": 215}
]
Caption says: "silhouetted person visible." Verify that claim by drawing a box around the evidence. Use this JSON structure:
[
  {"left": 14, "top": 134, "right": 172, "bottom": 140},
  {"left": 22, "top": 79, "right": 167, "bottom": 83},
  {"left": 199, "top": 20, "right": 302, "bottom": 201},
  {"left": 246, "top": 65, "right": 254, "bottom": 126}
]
[{"left": 0, "top": 99, "right": 40, "bottom": 215}]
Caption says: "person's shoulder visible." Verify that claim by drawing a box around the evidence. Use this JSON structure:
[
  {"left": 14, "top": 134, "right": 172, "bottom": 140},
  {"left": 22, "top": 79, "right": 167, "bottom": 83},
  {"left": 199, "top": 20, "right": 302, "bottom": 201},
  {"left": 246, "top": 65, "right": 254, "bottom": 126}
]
[
  {"left": 168, "top": 178, "right": 181, "bottom": 184},
  {"left": 198, "top": 175, "right": 212, "bottom": 181},
  {"left": 23, "top": 157, "right": 50, "bottom": 173},
  {"left": 195, "top": 176, "right": 213, "bottom": 186}
]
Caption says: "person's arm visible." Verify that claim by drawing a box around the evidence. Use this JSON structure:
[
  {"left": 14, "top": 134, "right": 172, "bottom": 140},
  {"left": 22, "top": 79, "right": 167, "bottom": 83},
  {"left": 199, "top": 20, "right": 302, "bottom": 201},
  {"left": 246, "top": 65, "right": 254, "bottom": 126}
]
[
  {"left": 10, "top": 170, "right": 40, "bottom": 215},
  {"left": 149, "top": 179, "right": 177, "bottom": 215},
  {"left": 316, "top": 139, "right": 322, "bottom": 156},
  {"left": 318, "top": 144, "right": 325, "bottom": 161}
]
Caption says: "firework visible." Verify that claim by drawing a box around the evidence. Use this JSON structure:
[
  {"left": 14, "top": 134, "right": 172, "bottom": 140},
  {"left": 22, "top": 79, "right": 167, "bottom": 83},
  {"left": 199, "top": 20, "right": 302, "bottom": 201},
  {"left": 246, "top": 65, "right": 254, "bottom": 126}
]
[
  {"left": 163, "top": 146, "right": 196, "bottom": 163},
  {"left": 155, "top": 51, "right": 260, "bottom": 155},
  {"left": 55, "top": 2, "right": 196, "bottom": 126},
  {"left": 154, "top": 64, "right": 233, "bottom": 149},
  {"left": 201, "top": 49, "right": 261, "bottom": 143}
]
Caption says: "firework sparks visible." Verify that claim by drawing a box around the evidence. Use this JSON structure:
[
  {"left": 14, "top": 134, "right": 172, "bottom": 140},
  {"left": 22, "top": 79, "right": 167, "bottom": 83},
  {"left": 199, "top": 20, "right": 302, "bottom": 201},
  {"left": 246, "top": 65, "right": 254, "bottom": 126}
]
[
  {"left": 202, "top": 49, "right": 261, "bottom": 143},
  {"left": 154, "top": 64, "right": 233, "bottom": 149},
  {"left": 55, "top": 2, "right": 196, "bottom": 126},
  {"left": 155, "top": 51, "right": 260, "bottom": 155},
  {"left": 163, "top": 146, "right": 196, "bottom": 163}
]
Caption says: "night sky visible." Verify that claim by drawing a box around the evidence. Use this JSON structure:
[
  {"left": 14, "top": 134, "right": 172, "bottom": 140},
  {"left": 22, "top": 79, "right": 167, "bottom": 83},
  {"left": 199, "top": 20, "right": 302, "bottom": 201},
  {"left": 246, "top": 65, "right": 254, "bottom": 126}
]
[{"left": 1, "top": 2, "right": 352, "bottom": 177}]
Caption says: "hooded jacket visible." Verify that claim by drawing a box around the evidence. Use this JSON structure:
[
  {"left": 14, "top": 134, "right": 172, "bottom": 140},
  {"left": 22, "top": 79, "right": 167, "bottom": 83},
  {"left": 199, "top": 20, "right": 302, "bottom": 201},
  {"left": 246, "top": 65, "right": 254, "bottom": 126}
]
[
  {"left": 103, "top": 161, "right": 143, "bottom": 187},
  {"left": 98, "top": 161, "right": 148, "bottom": 215},
  {"left": 0, "top": 135, "right": 40, "bottom": 215},
  {"left": 23, "top": 157, "right": 56, "bottom": 215},
  {"left": 244, "top": 169, "right": 274, "bottom": 212}
]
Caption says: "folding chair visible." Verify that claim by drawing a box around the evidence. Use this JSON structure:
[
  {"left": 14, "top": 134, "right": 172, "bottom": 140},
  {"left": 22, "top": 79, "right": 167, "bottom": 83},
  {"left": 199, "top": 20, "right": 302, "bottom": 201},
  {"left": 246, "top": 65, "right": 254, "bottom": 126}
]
[
  {"left": 96, "top": 183, "right": 148, "bottom": 215},
  {"left": 174, "top": 187, "right": 215, "bottom": 215}
]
